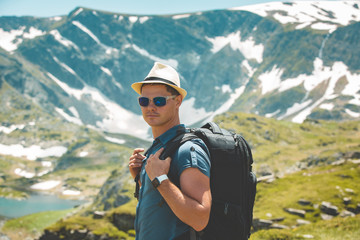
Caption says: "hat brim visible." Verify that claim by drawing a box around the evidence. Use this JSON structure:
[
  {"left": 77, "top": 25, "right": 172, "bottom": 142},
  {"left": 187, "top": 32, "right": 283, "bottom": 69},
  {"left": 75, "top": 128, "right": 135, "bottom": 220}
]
[{"left": 131, "top": 80, "right": 187, "bottom": 99}]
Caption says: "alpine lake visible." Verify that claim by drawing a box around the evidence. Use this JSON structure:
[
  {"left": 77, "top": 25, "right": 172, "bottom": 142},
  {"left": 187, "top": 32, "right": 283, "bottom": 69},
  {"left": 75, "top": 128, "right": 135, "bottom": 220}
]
[{"left": 0, "top": 193, "right": 85, "bottom": 218}]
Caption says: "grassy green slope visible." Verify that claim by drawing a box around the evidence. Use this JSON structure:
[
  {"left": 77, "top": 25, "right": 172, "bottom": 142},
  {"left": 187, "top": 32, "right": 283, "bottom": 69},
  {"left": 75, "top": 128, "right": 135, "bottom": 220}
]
[
  {"left": 215, "top": 112, "right": 359, "bottom": 175},
  {"left": 250, "top": 161, "right": 360, "bottom": 240}
]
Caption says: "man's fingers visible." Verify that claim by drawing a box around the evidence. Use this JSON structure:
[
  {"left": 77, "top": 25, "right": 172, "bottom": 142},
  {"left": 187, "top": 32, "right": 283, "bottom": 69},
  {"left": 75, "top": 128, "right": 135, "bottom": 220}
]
[
  {"left": 154, "top": 148, "right": 164, "bottom": 157},
  {"left": 132, "top": 148, "right": 145, "bottom": 160},
  {"left": 133, "top": 148, "right": 145, "bottom": 154}
]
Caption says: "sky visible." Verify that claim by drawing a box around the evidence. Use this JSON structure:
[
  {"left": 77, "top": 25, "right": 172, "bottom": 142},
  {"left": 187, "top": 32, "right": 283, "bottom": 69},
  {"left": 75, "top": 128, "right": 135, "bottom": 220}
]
[{"left": 0, "top": 0, "right": 341, "bottom": 17}]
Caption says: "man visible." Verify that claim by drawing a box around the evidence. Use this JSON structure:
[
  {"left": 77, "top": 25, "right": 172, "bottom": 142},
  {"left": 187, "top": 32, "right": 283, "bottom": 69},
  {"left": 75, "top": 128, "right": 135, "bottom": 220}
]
[{"left": 129, "top": 62, "right": 211, "bottom": 240}]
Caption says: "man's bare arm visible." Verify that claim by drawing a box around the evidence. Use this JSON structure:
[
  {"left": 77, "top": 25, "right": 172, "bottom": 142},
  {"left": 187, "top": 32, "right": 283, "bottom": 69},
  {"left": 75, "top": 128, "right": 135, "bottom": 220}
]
[{"left": 145, "top": 148, "right": 211, "bottom": 231}]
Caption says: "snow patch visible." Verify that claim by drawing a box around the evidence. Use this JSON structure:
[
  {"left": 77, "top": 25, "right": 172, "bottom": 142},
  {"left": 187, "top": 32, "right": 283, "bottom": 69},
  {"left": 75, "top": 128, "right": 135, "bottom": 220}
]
[
  {"left": 291, "top": 60, "right": 347, "bottom": 123},
  {"left": 132, "top": 44, "right": 179, "bottom": 68},
  {"left": 349, "top": 96, "right": 360, "bottom": 106},
  {"left": 278, "top": 77, "right": 304, "bottom": 92},
  {"left": 139, "top": 17, "right": 149, "bottom": 24},
  {"left": 14, "top": 168, "right": 35, "bottom": 178},
  {"left": 72, "top": 8, "right": 83, "bottom": 17},
  {"left": 50, "top": 16, "right": 62, "bottom": 21},
  {"left": 231, "top": 1, "right": 360, "bottom": 32},
  {"left": 31, "top": 180, "right": 61, "bottom": 190},
  {"left": 319, "top": 103, "right": 334, "bottom": 110},
  {"left": 258, "top": 66, "right": 283, "bottom": 94},
  {"left": 279, "top": 100, "right": 313, "bottom": 122},
  {"left": 52, "top": 56, "right": 77, "bottom": 75},
  {"left": 241, "top": 60, "right": 256, "bottom": 77},
  {"left": 345, "top": 109, "right": 360, "bottom": 118},
  {"left": 69, "top": 106, "right": 80, "bottom": 118},
  {"left": 173, "top": 14, "right": 191, "bottom": 20},
  {"left": 79, "top": 151, "right": 88, "bottom": 157},
  {"left": 129, "top": 16, "right": 138, "bottom": 23},
  {"left": 42, "top": 161, "right": 52, "bottom": 167},
  {"left": 105, "top": 136, "right": 126, "bottom": 145},
  {"left": 50, "top": 30, "right": 80, "bottom": 51},
  {"left": 63, "top": 189, "right": 81, "bottom": 195},
  {"left": 37, "top": 170, "right": 50, "bottom": 177},
  {"left": 215, "top": 85, "right": 232, "bottom": 94},
  {"left": 48, "top": 73, "right": 149, "bottom": 139},
  {"left": 265, "top": 109, "right": 280, "bottom": 118},
  {"left": 265, "top": 58, "right": 360, "bottom": 123},
  {"left": 180, "top": 98, "right": 212, "bottom": 125},
  {"left": 341, "top": 70, "right": 360, "bottom": 106},
  {"left": 0, "top": 27, "right": 25, "bottom": 51},
  {"left": 206, "top": 31, "right": 264, "bottom": 63},
  {"left": 0, "top": 26, "right": 45, "bottom": 51},
  {"left": 23, "top": 27, "right": 45, "bottom": 39},
  {"left": 72, "top": 21, "right": 100, "bottom": 44},
  {"left": 101, "top": 66, "right": 112, "bottom": 76},
  {"left": 0, "top": 144, "right": 67, "bottom": 161},
  {"left": 210, "top": 85, "right": 246, "bottom": 119},
  {"left": 0, "top": 124, "right": 25, "bottom": 134},
  {"left": 311, "top": 22, "right": 337, "bottom": 32},
  {"left": 181, "top": 84, "right": 247, "bottom": 125},
  {"left": 55, "top": 107, "right": 83, "bottom": 125},
  {"left": 260, "top": 58, "right": 360, "bottom": 115}
]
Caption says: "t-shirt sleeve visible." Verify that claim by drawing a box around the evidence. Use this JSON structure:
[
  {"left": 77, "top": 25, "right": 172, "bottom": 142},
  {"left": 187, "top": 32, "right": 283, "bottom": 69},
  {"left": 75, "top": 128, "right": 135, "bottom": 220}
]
[{"left": 172, "top": 139, "right": 211, "bottom": 180}]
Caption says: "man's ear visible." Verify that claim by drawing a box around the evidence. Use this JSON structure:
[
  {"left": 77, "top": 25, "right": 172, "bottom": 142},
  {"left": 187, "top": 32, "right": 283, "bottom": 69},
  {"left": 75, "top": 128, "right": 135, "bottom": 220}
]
[{"left": 175, "top": 95, "right": 183, "bottom": 108}]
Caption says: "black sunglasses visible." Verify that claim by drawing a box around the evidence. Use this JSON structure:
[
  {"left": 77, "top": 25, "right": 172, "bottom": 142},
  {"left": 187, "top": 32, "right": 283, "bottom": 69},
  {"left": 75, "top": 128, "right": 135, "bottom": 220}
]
[{"left": 138, "top": 96, "right": 177, "bottom": 107}]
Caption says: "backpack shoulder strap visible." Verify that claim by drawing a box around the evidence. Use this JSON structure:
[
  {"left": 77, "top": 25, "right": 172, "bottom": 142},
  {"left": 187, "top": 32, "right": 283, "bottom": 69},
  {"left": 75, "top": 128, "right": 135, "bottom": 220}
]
[
  {"left": 201, "top": 122, "right": 222, "bottom": 134},
  {"left": 159, "top": 131, "right": 199, "bottom": 160}
]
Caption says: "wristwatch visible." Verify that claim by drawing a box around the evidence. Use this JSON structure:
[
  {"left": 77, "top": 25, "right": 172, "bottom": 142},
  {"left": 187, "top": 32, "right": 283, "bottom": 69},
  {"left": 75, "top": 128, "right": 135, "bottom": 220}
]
[{"left": 151, "top": 174, "right": 168, "bottom": 188}]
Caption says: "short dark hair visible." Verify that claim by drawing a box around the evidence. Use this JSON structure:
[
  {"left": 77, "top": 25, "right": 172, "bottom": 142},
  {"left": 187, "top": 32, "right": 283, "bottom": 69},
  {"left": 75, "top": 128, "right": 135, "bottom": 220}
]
[{"left": 140, "top": 83, "right": 180, "bottom": 96}]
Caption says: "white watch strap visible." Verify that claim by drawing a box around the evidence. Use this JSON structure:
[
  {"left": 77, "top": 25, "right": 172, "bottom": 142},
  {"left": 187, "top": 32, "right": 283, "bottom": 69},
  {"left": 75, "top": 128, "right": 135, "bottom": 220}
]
[{"left": 157, "top": 174, "right": 168, "bottom": 184}]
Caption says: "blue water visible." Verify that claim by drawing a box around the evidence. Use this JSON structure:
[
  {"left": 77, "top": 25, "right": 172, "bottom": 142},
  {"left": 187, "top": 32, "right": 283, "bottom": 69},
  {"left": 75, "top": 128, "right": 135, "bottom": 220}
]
[{"left": 0, "top": 193, "right": 85, "bottom": 218}]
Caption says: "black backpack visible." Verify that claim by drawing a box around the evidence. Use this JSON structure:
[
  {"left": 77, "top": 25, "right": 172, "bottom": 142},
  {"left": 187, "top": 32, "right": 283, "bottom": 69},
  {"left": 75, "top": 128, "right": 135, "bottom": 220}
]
[{"left": 159, "top": 122, "right": 257, "bottom": 240}]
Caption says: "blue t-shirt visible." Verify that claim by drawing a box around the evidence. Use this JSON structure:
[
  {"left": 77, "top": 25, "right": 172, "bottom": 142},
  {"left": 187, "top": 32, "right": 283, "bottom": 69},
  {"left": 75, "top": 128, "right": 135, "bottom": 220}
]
[{"left": 135, "top": 124, "right": 211, "bottom": 240}]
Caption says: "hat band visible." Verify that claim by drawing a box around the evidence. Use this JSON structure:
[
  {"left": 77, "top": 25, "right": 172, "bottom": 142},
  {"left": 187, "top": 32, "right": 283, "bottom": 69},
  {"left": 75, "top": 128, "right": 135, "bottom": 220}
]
[{"left": 144, "top": 77, "right": 178, "bottom": 87}]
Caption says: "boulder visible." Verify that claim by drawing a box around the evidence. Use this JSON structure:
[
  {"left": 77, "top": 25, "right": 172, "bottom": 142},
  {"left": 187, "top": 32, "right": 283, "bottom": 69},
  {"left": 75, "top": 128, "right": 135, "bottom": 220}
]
[
  {"left": 321, "top": 213, "right": 334, "bottom": 220},
  {"left": 257, "top": 174, "right": 275, "bottom": 183},
  {"left": 270, "top": 223, "right": 289, "bottom": 229},
  {"left": 320, "top": 201, "right": 339, "bottom": 216},
  {"left": 303, "top": 234, "right": 314, "bottom": 239},
  {"left": 298, "top": 199, "right": 312, "bottom": 206},
  {"left": 331, "top": 159, "right": 346, "bottom": 166},
  {"left": 346, "top": 203, "right": 360, "bottom": 214},
  {"left": 271, "top": 217, "right": 285, "bottom": 222},
  {"left": 350, "top": 159, "right": 360, "bottom": 164},
  {"left": 252, "top": 219, "right": 273, "bottom": 230},
  {"left": 297, "top": 219, "right": 311, "bottom": 225},
  {"left": 345, "top": 151, "right": 360, "bottom": 159},
  {"left": 93, "top": 211, "right": 106, "bottom": 219},
  {"left": 343, "top": 197, "right": 351, "bottom": 205},
  {"left": 340, "top": 210, "right": 355, "bottom": 218},
  {"left": 345, "top": 188, "right": 355, "bottom": 194},
  {"left": 111, "top": 213, "right": 135, "bottom": 232},
  {"left": 284, "top": 208, "right": 306, "bottom": 218}
]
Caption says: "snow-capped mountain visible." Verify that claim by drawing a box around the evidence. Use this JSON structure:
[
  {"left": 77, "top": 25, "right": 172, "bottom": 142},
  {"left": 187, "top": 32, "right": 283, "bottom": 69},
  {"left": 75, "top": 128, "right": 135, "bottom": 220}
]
[{"left": 0, "top": 1, "right": 359, "bottom": 139}]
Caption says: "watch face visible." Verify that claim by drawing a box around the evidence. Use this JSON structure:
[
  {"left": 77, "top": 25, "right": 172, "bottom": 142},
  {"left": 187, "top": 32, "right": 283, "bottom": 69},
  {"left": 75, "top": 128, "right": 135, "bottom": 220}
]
[{"left": 152, "top": 177, "right": 160, "bottom": 188}]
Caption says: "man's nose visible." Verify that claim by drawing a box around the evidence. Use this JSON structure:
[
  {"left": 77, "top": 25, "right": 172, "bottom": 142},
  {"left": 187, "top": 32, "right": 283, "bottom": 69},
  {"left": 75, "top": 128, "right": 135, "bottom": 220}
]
[{"left": 147, "top": 100, "right": 157, "bottom": 109}]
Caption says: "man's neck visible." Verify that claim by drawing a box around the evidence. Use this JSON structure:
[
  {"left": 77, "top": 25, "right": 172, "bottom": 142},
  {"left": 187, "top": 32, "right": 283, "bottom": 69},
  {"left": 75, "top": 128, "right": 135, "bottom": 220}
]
[{"left": 152, "top": 119, "right": 180, "bottom": 139}]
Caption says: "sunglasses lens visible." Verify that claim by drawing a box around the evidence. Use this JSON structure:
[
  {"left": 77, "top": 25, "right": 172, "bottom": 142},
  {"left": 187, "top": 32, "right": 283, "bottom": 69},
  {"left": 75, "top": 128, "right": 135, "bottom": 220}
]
[
  {"left": 138, "top": 97, "right": 149, "bottom": 107},
  {"left": 153, "top": 97, "right": 166, "bottom": 106}
]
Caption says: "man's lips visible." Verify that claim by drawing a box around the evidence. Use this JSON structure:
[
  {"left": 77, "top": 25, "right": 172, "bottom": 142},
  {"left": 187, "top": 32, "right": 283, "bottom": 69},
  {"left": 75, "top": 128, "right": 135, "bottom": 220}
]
[{"left": 146, "top": 114, "right": 159, "bottom": 117}]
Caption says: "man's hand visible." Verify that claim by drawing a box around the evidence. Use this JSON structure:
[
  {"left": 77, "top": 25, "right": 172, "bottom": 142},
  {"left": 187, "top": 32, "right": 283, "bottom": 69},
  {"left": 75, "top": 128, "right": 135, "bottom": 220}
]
[
  {"left": 145, "top": 148, "right": 171, "bottom": 181},
  {"left": 129, "top": 148, "right": 146, "bottom": 179}
]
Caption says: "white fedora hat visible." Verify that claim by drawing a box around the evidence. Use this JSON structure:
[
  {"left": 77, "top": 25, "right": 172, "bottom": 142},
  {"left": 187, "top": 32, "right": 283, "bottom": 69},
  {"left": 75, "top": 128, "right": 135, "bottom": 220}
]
[{"left": 131, "top": 62, "right": 187, "bottom": 99}]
